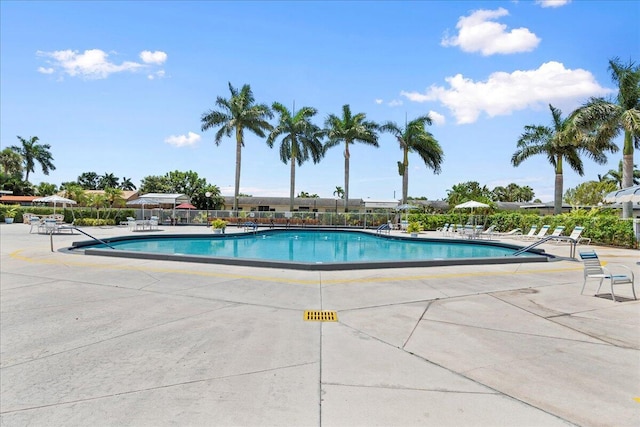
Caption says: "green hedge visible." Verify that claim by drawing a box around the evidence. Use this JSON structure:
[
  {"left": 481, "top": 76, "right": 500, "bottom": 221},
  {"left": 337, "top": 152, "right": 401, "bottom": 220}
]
[
  {"left": 411, "top": 208, "right": 637, "bottom": 248},
  {"left": 0, "top": 205, "right": 135, "bottom": 225}
]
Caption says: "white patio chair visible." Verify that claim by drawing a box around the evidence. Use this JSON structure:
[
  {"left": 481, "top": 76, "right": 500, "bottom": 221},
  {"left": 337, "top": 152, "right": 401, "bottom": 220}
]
[
  {"left": 27, "top": 215, "right": 43, "bottom": 233},
  {"left": 579, "top": 251, "right": 636, "bottom": 302}
]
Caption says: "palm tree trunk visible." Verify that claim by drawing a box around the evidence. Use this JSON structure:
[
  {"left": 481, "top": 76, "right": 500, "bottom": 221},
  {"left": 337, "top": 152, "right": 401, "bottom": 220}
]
[
  {"left": 344, "top": 143, "right": 350, "bottom": 212},
  {"left": 622, "top": 132, "right": 634, "bottom": 218},
  {"left": 289, "top": 158, "right": 295, "bottom": 212},
  {"left": 234, "top": 127, "right": 243, "bottom": 213},
  {"left": 402, "top": 148, "right": 409, "bottom": 204},
  {"left": 554, "top": 172, "right": 563, "bottom": 215}
]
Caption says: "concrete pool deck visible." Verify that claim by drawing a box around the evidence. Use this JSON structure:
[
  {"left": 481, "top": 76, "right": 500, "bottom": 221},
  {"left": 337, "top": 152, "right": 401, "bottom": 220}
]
[{"left": 1, "top": 223, "right": 638, "bottom": 426}]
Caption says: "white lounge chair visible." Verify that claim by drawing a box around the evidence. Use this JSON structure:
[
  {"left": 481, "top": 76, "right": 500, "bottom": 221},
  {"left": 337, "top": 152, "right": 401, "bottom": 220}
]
[
  {"left": 556, "top": 226, "right": 590, "bottom": 245},
  {"left": 478, "top": 225, "right": 496, "bottom": 239},
  {"left": 579, "top": 251, "right": 636, "bottom": 302},
  {"left": 494, "top": 228, "right": 522, "bottom": 238},
  {"left": 545, "top": 225, "right": 565, "bottom": 240},
  {"left": 524, "top": 225, "right": 550, "bottom": 241},
  {"left": 519, "top": 225, "right": 538, "bottom": 240}
]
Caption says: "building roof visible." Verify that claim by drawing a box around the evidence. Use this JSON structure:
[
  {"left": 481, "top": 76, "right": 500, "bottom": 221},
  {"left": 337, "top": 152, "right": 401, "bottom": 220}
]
[
  {"left": 224, "top": 196, "right": 364, "bottom": 208},
  {"left": 0, "top": 195, "right": 40, "bottom": 204},
  {"left": 83, "top": 190, "right": 139, "bottom": 201},
  {"left": 137, "top": 193, "right": 190, "bottom": 205}
]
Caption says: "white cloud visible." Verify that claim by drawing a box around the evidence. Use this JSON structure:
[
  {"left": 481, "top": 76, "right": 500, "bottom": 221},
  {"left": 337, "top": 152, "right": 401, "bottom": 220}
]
[
  {"left": 536, "top": 0, "right": 571, "bottom": 8},
  {"left": 428, "top": 110, "right": 446, "bottom": 126},
  {"left": 374, "top": 99, "right": 383, "bottom": 104},
  {"left": 441, "top": 8, "right": 540, "bottom": 55},
  {"left": 140, "top": 50, "right": 167, "bottom": 64},
  {"left": 388, "top": 99, "right": 403, "bottom": 107},
  {"left": 401, "top": 61, "right": 612, "bottom": 124},
  {"left": 36, "top": 49, "right": 167, "bottom": 79},
  {"left": 148, "top": 70, "right": 166, "bottom": 80},
  {"left": 164, "top": 131, "right": 201, "bottom": 147}
]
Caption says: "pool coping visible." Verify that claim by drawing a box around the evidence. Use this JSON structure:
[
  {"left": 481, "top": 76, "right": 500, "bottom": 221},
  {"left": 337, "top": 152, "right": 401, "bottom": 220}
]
[{"left": 68, "top": 229, "right": 552, "bottom": 271}]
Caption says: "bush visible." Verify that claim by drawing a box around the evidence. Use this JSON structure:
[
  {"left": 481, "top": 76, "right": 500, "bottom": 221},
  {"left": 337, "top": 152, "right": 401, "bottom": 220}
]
[
  {"left": 411, "top": 208, "right": 636, "bottom": 248},
  {"left": 72, "top": 218, "right": 116, "bottom": 226}
]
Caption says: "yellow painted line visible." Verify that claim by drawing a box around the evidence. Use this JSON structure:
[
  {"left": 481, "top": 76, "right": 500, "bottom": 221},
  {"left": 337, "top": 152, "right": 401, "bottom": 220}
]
[
  {"left": 634, "top": 397, "right": 640, "bottom": 404},
  {"left": 9, "top": 248, "right": 583, "bottom": 285},
  {"left": 8, "top": 249, "right": 316, "bottom": 285}
]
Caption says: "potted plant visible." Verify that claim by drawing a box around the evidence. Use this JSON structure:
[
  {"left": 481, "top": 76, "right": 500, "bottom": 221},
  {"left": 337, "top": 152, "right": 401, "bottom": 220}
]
[
  {"left": 211, "top": 218, "right": 227, "bottom": 234},
  {"left": 407, "top": 221, "right": 422, "bottom": 237},
  {"left": 4, "top": 206, "right": 18, "bottom": 224}
]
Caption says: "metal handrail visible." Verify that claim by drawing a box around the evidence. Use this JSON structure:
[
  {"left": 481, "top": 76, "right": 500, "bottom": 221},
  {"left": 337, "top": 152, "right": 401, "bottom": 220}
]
[
  {"left": 49, "top": 226, "right": 116, "bottom": 252},
  {"left": 513, "top": 235, "right": 577, "bottom": 258}
]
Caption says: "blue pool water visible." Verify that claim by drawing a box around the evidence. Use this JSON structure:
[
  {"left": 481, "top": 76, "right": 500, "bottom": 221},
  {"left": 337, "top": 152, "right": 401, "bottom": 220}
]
[{"left": 79, "top": 230, "right": 540, "bottom": 268}]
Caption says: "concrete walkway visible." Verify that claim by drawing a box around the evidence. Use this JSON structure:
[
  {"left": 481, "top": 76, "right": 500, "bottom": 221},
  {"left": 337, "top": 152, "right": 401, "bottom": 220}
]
[{"left": 1, "top": 223, "right": 638, "bottom": 426}]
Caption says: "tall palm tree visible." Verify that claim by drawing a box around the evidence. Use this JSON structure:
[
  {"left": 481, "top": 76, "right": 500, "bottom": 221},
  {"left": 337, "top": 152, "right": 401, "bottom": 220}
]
[
  {"left": 379, "top": 115, "right": 444, "bottom": 204},
  {"left": 200, "top": 82, "right": 273, "bottom": 212},
  {"left": 512, "top": 104, "right": 617, "bottom": 214},
  {"left": 10, "top": 136, "right": 55, "bottom": 182},
  {"left": 324, "top": 105, "right": 379, "bottom": 211},
  {"left": 267, "top": 102, "right": 324, "bottom": 211},
  {"left": 574, "top": 58, "right": 640, "bottom": 218}
]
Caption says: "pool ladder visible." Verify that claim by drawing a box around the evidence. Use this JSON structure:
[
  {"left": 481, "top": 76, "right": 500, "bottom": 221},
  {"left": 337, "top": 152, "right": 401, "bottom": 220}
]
[{"left": 512, "top": 235, "right": 577, "bottom": 258}]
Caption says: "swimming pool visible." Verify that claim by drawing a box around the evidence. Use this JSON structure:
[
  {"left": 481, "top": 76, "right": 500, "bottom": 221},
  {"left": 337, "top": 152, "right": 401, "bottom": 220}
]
[{"left": 71, "top": 229, "right": 550, "bottom": 270}]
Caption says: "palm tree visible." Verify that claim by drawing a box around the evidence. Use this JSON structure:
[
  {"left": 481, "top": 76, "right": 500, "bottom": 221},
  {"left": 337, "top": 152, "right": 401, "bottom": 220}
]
[
  {"left": 61, "top": 183, "right": 88, "bottom": 206},
  {"left": 267, "top": 102, "right": 324, "bottom": 211},
  {"left": 512, "top": 104, "right": 617, "bottom": 214},
  {"left": 104, "top": 187, "right": 125, "bottom": 208},
  {"left": 120, "top": 177, "right": 137, "bottom": 191},
  {"left": 200, "top": 82, "right": 273, "bottom": 212},
  {"left": 333, "top": 186, "right": 344, "bottom": 199},
  {"left": 99, "top": 173, "right": 119, "bottom": 190},
  {"left": 324, "top": 105, "right": 379, "bottom": 211},
  {"left": 0, "top": 148, "right": 23, "bottom": 177},
  {"left": 10, "top": 136, "right": 55, "bottom": 182},
  {"left": 379, "top": 115, "right": 444, "bottom": 204},
  {"left": 603, "top": 160, "right": 640, "bottom": 188},
  {"left": 574, "top": 58, "right": 640, "bottom": 218}
]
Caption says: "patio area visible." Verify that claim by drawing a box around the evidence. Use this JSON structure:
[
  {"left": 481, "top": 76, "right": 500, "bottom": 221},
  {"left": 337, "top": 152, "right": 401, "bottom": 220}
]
[{"left": 1, "top": 223, "right": 638, "bottom": 426}]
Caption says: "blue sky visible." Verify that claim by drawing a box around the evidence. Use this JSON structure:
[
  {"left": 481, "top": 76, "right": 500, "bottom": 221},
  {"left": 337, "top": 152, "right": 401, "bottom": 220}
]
[{"left": 1, "top": 0, "right": 638, "bottom": 202}]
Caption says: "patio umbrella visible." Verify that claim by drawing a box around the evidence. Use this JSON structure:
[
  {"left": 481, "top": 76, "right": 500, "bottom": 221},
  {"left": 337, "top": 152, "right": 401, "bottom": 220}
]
[
  {"left": 454, "top": 200, "right": 489, "bottom": 209},
  {"left": 454, "top": 200, "right": 489, "bottom": 226},
  {"left": 33, "top": 194, "right": 77, "bottom": 214},
  {"left": 126, "top": 198, "right": 163, "bottom": 219},
  {"left": 604, "top": 185, "right": 640, "bottom": 204},
  {"left": 176, "top": 202, "right": 197, "bottom": 223}
]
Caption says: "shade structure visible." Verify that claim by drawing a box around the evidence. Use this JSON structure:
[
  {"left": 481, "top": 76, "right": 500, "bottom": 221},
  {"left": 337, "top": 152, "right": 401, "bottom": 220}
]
[
  {"left": 126, "top": 198, "right": 163, "bottom": 219},
  {"left": 33, "top": 195, "right": 77, "bottom": 214},
  {"left": 604, "top": 185, "right": 640, "bottom": 204},
  {"left": 395, "top": 203, "right": 418, "bottom": 222}
]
